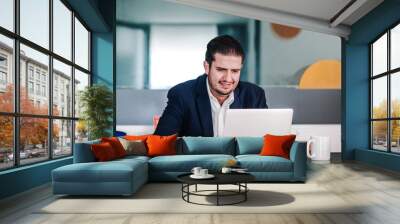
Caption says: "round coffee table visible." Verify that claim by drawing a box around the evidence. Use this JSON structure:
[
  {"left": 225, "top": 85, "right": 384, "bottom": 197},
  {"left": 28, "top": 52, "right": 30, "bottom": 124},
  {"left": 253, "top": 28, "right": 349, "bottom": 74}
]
[{"left": 177, "top": 173, "right": 255, "bottom": 206}]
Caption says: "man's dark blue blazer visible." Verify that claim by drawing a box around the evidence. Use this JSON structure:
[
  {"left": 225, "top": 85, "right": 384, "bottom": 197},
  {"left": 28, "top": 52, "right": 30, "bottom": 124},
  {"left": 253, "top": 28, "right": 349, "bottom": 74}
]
[{"left": 154, "top": 74, "right": 268, "bottom": 137}]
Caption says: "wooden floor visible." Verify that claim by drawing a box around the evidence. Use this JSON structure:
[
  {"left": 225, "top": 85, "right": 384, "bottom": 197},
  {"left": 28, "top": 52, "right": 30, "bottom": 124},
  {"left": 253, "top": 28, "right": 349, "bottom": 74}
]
[{"left": 1, "top": 161, "right": 400, "bottom": 224}]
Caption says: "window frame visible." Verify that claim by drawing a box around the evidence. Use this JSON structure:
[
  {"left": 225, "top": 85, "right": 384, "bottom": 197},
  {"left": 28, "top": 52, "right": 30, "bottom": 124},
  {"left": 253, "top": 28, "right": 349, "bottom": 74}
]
[
  {"left": 370, "top": 21, "right": 400, "bottom": 154},
  {"left": 0, "top": 53, "right": 8, "bottom": 90},
  {"left": 0, "top": 0, "right": 92, "bottom": 171},
  {"left": 0, "top": 53, "right": 7, "bottom": 68},
  {"left": 0, "top": 71, "right": 7, "bottom": 85}
]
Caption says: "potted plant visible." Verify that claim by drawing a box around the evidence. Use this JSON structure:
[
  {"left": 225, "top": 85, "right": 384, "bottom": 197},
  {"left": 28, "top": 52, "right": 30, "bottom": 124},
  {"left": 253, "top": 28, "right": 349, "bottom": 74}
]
[{"left": 79, "top": 84, "right": 113, "bottom": 140}]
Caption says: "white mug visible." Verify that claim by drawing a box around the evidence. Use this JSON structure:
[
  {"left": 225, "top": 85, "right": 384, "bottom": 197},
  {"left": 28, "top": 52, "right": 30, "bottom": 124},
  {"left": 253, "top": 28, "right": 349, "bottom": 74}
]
[
  {"left": 200, "top": 169, "right": 208, "bottom": 176},
  {"left": 191, "top": 167, "right": 202, "bottom": 176},
  {"left": 307, "top": 136, "right": 330, "bottom": 161},
  {"left": 221, "top": 167, "right": 232, "bottom": 173}
]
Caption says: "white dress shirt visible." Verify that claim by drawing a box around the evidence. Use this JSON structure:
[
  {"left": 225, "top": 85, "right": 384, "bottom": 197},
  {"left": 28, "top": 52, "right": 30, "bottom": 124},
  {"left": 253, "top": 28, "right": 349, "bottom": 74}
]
[{"left": 206, "top": 80, "right": 234, "bottom": 137}]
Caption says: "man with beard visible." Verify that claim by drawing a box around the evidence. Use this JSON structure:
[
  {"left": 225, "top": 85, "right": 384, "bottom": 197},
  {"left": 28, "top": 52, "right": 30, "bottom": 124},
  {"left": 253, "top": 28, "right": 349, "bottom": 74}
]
[{"left": 154, "top": 35, "right": 267, "bottom": 137}]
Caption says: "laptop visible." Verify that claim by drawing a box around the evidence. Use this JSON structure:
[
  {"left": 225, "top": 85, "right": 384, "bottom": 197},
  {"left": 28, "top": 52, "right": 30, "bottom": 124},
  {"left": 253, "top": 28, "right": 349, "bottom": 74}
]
[{"left": 222, "top": 109, "right": 293, "bottom": 137}]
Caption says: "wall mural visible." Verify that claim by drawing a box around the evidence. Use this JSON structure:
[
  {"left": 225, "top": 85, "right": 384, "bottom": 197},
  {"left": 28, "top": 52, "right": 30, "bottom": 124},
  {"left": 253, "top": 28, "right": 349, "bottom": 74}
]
[
  {"left": 271, "top": 23, "right": 301, "bottom": 39},
  {"left": 116, "top": 0, "right": 342, "bottom": 126},
  {"left": 269, "top": 24, "right": 341, "bottom": 90},
  {"left": 299, "top": 60, "right": 341, "bottom": 89},
  {"left": 259, "top": 21, "right": 340, "bottom": 89}
]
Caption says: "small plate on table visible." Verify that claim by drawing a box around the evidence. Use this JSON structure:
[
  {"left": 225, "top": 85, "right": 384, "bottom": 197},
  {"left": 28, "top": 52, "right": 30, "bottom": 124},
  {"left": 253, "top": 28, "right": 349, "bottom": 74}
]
[
  {"left": 190, "top": 174, "right": 215, "bottom": 179},
  {"left": 231, "top": 168, "right": 249, "bottom": 174}
]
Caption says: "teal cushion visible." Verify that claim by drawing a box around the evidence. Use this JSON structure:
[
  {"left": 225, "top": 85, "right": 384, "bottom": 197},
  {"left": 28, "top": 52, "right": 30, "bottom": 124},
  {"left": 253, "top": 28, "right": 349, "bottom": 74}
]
[
  {"left": 73, "top": 140, "right": 101, "bottom": 163},
  {"left": 149, "top": 154, "right": 235, "bottom": 172},
  {"left": 52, "top": 159, "right": 147, "bottom": 183},
  {"left": 236, "top": 155, "right": 293, "bottom": 172},
  {"left": 180, "top": 137, "right": 235, "bottom": 155},
  {"left": 117, "top": 155, "right": 150, "bottom": 163},
  {"left": 236, "top": 137, "right": 263, "bottom": 155}
]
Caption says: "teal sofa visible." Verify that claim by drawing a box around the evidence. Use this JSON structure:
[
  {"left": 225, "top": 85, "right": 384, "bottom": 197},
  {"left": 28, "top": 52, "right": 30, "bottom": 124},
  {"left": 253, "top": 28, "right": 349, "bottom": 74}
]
[{"left": 52, "top": 137, "right": 307, "bottom": 196}]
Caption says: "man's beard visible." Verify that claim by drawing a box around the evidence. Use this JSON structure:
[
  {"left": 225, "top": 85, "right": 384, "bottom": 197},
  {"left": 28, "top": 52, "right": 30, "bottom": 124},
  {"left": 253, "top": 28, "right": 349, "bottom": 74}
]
[
  {"left": 211, "top": 82, "right": 235, "bottom": 96},
  {"left": 214, "top": 87, "right": 232, "bottom": 96},
  {"left": 207, "top": 76, "right": 234, "bottom": 96}
]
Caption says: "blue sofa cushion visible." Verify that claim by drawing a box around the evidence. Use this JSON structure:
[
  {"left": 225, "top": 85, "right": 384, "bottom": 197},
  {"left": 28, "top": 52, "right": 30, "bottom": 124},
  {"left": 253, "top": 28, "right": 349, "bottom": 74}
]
[
  {"left": 149, "top": 154, "right": 235, "bottom": 172},
  {"left": 73, "top": 140, "right": 101, "bottom": 163},
  {"left": 179, "top": 137, "right": 236, "bottom": 155},
  {"left": 236, "top": 137, "right": 263, "bottom": 155},
  {"left": 53, "top": 158, "right": 147, "bottom": 183},
  {"left": 116, "top": 155, "right": 150, "bottom": 163},
  {"left": 236, "top": 155, "right": 293, "bottom": 172}
]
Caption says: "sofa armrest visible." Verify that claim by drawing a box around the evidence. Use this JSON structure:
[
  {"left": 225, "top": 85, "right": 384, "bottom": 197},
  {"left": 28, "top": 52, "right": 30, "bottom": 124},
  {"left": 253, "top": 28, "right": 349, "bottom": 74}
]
[
  {"left": 289, "top": 141, "right": 307, "bottom": 181},
  {"left": 73, "top": 140, "right": 100, "bottom": 163}
]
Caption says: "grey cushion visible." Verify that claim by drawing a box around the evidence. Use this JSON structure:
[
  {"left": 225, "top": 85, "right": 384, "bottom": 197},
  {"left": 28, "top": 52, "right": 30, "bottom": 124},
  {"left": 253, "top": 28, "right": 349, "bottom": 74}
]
[{"left": 119, "top": 138, "right": 147, "bottom": 156}]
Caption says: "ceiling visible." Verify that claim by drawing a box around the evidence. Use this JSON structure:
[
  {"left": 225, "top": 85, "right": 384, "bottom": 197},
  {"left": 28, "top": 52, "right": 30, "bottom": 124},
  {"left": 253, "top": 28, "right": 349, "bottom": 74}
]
[
  {"left": 167, "top": 0, "right": 384, "bottom": 38},
  {"left": 117, "top": 0, "right": 248, "bottom": 24},
  {"left": 228, "top": 0, "right": 353, "bottom": 22}
]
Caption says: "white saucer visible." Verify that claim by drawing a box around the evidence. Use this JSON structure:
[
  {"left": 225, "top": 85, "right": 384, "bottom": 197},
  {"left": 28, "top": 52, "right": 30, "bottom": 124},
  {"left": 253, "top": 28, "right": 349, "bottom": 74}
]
[{"left": 190, "top": 174, "right": 215, "bottom": 179}]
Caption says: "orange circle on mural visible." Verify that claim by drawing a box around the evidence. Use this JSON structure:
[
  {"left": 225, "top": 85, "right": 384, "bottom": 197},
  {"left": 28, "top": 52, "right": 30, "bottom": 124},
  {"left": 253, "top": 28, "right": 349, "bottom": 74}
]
[
  {"left": 299, "top": 60, "right": 341, "bottom": 89},
  {"left": 271, "top": 23, "right": 301, "bottom": 39}
]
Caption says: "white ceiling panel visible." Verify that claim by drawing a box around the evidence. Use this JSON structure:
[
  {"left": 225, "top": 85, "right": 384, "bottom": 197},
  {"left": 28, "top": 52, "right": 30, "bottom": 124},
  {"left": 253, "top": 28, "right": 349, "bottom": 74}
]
[
  {"left": 168, "top": 0, "right": 384, "bottom": 38},
  {"left": 227, "top": 0, "right": 352, "bottom": 21}
]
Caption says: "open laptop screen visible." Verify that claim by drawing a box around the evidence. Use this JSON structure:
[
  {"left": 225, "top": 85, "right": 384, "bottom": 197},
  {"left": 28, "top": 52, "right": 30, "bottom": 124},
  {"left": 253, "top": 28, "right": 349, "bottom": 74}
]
[{"left": 222, "top": 109, "right": 293, "bottom": 137}]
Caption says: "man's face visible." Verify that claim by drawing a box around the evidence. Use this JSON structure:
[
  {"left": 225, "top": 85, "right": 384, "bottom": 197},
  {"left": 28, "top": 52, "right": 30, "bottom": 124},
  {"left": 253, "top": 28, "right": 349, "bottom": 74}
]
[{"left": 204, "top": 53, "right": 242, "bottom": 97}]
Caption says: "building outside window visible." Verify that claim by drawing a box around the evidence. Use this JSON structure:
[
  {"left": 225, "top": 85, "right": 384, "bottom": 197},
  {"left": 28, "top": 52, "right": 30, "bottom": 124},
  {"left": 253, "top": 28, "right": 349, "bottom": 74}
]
[
  {"left": 0, "top": 0, "right": 91, "bottom": 170},
  {"left": 0, "top": 54, "right": 7, "bottom": 67},
  {"left": 41, "top": 73, "right": 46, "bottom": 83},
  {"left": 54, "top": 89, "right": 58, "bottom": 102},
  {"left": 0, "top": 71, "right": 7, "bottom": 92},
  {"left": 41, "top": 85, "right": 46, "bottom": 97},
  {"left": 28, "top": 81, "right": 34, "bottom": 94},
  {"left": 35, "top": 83, "right": 40, "bottom": 95},
  {"left": 0, "top": 71, "right": 6, "bottom": 84},
  {"left": 370, "top": 23, "right": 400, "bottom": 154},
  {"left": 0, "top": 54, "right": 7, "bottom": 90},
  {"left": 35, "top": 70, "right": 40, "bottom": 81},
  {"left": 28, "top": 67, "right": 34, "bottom": 80}
]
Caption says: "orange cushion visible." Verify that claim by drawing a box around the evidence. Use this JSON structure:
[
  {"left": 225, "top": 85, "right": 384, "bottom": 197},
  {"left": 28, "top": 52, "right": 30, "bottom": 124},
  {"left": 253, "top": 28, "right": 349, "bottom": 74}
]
[
  {"left": 91, "top": 142, "right": 118, "bottom": 161},
  {"left": 146, "top": 134, "right": 177, "bottom": 157},
  {"left": 259, "top": 134, "right": 296, "bottom": 159},
  {"left": 124, "top": 134, "right": 150, "bottom": 141},
  {"left": 101, "top": 137, "right": 127, "bottom": 158}
]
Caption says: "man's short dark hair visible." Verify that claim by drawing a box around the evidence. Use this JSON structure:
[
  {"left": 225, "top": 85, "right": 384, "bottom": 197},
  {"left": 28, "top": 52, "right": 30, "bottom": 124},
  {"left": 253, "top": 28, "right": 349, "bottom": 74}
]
[{"left": 205, "top": 35, "right": 245, "bottom": 66}]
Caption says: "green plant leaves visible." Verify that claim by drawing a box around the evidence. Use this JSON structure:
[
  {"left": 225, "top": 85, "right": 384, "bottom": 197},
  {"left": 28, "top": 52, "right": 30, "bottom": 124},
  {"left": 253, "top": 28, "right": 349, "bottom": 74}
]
[{"left": 79, "top": 84, "right": 113, "bottom": 140}]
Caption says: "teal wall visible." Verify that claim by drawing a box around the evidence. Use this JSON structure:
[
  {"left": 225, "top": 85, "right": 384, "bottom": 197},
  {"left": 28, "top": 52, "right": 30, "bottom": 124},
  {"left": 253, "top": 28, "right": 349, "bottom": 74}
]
[
  {"left": 0, "top": 0, "right": 115, "bottom": 200},
  {"left": 355, "top": 149, "right": 400, "bottom": 172},
  {"left": 343, "top": 43, "right": 369, "bottom": 160},
  {"left": 0, "top": 158, "right": 72, "bottom": 199},
  {"left": 92, "top": 0, "right": 115, "bottom": 135},
  {"left": 92, "top": 31, "right": 114, "bottom": 135},
  {"left": 92, "top": 32, "right": 113, "bottom": 88},
  {"left": 344, "top": 0, "right": 400, "bottom": 170}
]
